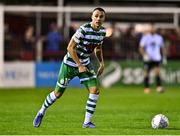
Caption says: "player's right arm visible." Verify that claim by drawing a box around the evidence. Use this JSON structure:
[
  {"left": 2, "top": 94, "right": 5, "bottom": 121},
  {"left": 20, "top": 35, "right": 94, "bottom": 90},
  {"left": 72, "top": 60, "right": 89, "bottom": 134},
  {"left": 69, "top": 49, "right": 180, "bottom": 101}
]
[
  {"left": 139, "top": 46, "right": 145, "bottom": 57},
  {"left": 139, "top": 36, "right": 149, "bottom": 62},
  {"left": 67, "top": 26, "right": 88, "bottom": 73},
  {"left": 139, "top": 35, "right": 146, "bottom": 56},
  {"left": 67, "top": 37, "right": 87, "bottom": 73}
]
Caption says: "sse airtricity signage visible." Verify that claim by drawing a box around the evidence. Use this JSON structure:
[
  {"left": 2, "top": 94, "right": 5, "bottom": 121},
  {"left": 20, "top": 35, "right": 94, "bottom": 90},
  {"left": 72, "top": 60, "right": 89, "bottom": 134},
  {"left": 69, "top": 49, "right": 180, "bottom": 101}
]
[
  {"left": 35, "top": 62, "right": 81, "bottom": 87},
  {"left": 35, "top": 62, "right": 60, "bottom": 87}
]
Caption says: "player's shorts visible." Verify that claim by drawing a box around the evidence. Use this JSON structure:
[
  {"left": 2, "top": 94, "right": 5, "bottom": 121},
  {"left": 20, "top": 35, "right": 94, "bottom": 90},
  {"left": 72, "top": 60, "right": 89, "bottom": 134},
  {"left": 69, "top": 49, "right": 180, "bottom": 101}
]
[
  {"left": 55, "top": 62, "right": 98, "bottom": 92},
  {"left": 144, "top": 61, "right": 161, "bottom": 72}
]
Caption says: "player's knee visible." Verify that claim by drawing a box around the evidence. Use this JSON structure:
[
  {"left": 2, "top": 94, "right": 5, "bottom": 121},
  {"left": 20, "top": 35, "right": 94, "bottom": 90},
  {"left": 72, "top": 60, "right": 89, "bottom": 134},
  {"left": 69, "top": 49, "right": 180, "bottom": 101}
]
[
  {"left": 155, "top": 68, "right": 160, "bottom": 75},
  {"left": 54, "top": 91, "right": 64, "bottom": 98},
  {"left": 94, "top": 89, "right": 100, "bottom": 95},
  {"left": 144, "top": 70, "right": 150, "bottom": 77},
  {"left": 89, "top": 87, "right": 100, "bottom": 94}
]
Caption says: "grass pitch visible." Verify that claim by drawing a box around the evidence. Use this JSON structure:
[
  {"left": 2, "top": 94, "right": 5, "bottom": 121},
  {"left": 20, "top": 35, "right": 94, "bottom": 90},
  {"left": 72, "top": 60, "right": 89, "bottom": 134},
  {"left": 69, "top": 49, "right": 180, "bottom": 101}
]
[{"left": 0, "top": 85, "right": 180, "bottom": 135}]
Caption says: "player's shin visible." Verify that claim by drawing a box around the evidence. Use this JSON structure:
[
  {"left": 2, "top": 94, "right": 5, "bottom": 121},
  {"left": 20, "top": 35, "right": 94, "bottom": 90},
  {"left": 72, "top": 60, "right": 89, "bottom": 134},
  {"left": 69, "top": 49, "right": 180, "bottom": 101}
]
[
  {"left": 39, "top": 91, "right": 57, "bottom": 115},
  {"left": 39, "top": 87, "right": 65, "bottom": 115},
  {"left": 144, "top": 76, "right": 149, "bottom": 88},
  {"left": 84, "top": 93, "right": 99, "bottom": 124},
  {"left": 156, "top": 75, "right": 161, "bottom": 87}
]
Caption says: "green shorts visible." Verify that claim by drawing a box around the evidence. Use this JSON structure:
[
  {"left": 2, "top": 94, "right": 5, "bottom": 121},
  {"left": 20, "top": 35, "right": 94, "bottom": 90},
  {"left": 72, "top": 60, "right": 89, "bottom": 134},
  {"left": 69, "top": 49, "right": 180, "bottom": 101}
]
[{"left": 55, "top": 62, "right": 98, "bottom": 92}]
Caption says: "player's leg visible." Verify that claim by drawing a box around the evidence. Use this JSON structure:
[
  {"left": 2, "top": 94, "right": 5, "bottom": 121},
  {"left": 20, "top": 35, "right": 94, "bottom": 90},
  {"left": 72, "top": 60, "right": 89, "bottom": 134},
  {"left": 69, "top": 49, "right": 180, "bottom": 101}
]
[
  {"left": 34, "top": 87, "right": 66, "bottom": 119},
  {"left": 78, "top": 64, "right": 99, "bottom": 128},
  {"left": 154, "top": 63, "right": 164, "bottom": 93},
  {"left": 33, "top": 62, "right": 73, "bottom": 127},
  {"left": 144, "top": 62, "right": 151, "bottom": 94},
  {"left": 84, "top": 85, "right": 99, "bottom": 128},
  {"left": 33, "top": 90, "right": 65, "bottom": 128}
]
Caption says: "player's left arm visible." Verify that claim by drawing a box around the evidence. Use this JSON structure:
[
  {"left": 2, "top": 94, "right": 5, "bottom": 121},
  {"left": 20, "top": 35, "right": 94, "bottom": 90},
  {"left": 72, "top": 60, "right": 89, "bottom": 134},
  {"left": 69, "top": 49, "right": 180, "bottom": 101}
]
[
  {"left": 161, "top": 47, "right": 167, "bottom": 65},
  {"left": 160, "top": 37, "right": 167, "bottom": 65},
  {"left": 94, "top": 44, "right": 104, "bottom": 76}
]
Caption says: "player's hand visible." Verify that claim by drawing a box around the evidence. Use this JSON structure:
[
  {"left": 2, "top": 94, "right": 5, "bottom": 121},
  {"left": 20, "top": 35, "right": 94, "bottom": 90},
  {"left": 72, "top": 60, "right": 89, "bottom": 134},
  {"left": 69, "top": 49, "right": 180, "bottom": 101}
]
[
  {"left": 97, "top": 63, "right": 104, "bottom": 77},
  {"left": 143, "top": 54, "right": 150, "bottom": 62},
  {"left": 162, "top": 57, "right": 167, "bottom": 65},
  {"left": 78, "top": 64, "right": 87, "bottom": 73}
]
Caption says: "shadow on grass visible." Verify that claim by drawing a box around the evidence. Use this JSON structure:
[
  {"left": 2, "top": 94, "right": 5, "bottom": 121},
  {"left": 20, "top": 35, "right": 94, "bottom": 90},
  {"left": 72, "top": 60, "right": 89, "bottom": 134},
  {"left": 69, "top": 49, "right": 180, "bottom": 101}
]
[{"left": 166, "top": 127, "right": 180, "bottom": 130}]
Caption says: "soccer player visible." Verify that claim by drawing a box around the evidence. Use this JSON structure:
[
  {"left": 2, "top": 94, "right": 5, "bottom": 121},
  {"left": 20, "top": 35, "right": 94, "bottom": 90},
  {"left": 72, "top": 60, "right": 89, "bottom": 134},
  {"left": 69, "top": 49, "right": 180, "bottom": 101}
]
[
  {"left": 33, "top": 7, "right": 106, "bottom": 128},
  {"left": 139, "top": 24, "right": 167, "bottom": 94}
]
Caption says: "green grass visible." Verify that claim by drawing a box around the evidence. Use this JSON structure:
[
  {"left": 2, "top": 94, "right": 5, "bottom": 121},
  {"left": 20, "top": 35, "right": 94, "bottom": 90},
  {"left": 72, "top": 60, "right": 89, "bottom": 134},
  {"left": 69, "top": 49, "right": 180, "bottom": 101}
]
[{"left": 0, "top": 86, "right": 180, "bottom": 135}]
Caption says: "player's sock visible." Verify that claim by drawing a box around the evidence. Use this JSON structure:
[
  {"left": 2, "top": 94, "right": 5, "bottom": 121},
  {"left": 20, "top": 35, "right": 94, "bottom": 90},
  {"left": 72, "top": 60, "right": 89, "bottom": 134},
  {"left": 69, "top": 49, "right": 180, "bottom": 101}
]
[
  {"left": 144, "top": 76, "right": 149, "bottom": 88},
  {"left": 84, "top": 93, "right": 99, "bottom": 124},
  {"left": 156, "top": 75, "right": 161, "bottom": 86},
  {"left": 39, "top": 91, "right": 57, "bottom": 115}
]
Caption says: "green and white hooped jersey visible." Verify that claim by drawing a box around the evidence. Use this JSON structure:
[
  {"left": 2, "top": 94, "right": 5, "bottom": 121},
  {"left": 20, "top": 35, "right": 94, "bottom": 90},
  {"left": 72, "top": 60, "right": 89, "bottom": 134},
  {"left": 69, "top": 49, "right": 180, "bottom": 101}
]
[{"left": 63, "top": 22, "right": 106, "bottom": 67}]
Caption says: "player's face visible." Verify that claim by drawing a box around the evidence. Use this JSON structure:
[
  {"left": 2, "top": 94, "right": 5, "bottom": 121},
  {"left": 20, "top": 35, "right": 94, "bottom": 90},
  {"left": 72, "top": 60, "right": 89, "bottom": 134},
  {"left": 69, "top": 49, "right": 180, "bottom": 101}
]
[
  {"left": 91, "top": 10, "right": 105, "bottom": 29},
  {"left": 149, "top": 25, "right": 156, "bottom": 33}
]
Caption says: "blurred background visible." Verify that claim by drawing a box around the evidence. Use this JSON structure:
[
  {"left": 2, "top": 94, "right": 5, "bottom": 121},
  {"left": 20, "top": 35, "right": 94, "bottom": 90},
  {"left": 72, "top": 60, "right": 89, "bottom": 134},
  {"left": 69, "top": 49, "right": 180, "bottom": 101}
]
[{"left": 0, "top": 0, "right": 180, "bottom": 88}]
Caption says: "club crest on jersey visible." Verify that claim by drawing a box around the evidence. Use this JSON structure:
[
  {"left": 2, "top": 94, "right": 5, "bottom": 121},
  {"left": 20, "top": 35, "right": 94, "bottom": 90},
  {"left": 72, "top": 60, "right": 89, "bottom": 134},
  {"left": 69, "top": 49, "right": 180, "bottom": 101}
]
[{"left": 60, "top": 78, "right": 70, "bottom": 86}]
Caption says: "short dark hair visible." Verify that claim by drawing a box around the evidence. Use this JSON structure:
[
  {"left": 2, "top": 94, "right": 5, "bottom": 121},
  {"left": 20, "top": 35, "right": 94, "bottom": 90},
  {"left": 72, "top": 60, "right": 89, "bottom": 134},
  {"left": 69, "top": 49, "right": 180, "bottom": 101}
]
[{"left": 93, "top": 7, "right": 105, "bottom": 14}]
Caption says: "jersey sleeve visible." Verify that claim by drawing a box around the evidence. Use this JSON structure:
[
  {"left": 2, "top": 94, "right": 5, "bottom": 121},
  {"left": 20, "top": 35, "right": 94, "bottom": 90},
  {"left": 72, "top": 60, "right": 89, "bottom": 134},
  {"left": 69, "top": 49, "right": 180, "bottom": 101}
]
[{"left": 72, "top": 27, "right": 85, "bottom": 44}]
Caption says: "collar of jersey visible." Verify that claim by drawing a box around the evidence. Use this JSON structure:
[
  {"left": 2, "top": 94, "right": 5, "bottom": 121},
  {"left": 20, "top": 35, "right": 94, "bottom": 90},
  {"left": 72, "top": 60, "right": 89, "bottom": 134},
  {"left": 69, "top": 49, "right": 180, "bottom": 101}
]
[{"left": 90, "top": 22, "right": 100, "bottom": 31}]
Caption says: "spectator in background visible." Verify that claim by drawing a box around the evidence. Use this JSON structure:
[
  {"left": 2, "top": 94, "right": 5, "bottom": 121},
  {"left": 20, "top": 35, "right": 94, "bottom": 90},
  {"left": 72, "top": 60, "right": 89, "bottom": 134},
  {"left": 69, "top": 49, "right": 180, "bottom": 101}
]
[
  {"left": 46, "top": 23, "right": 62, "bottom": 52},
  {"left": 4, "top": 23, "right": 13, "bottom": 60},
  {"left": 22, "top": 25, "right": 36, "bottom": 60},
  {"left": 157, "top": 28, "right": 170, "bottom": 58},
  {"left": 125, "top": 26, "right": 139, "bottom": 59},
  {"left": 120, "top": 25, "right": 139, "bottom": 60},
  {"left": 69, "top": 25, "right": 76, "bottom": 38},
  {"left": 111, "top": 24, "right": 122, "bottom": 58},
  {"left": 139, "top": 24, "right": 167, "bottom": 94},
  {"left": 4, "top": 23, "right": 12, "bottom": 47},
  {"left": 23, "top": 25, "right": 35, "bottom": 51}
]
